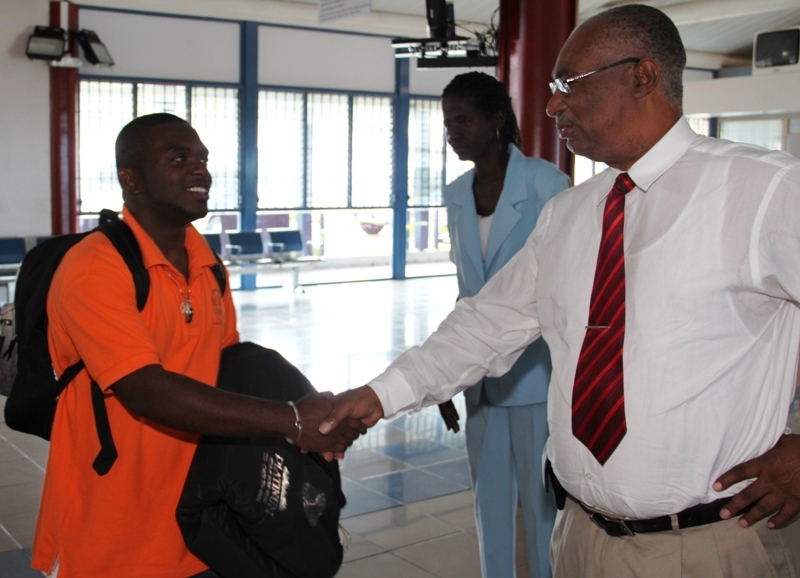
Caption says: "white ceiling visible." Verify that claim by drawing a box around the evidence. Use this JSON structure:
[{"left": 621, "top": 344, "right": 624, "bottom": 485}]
[
  {"left": 280, "top": 0, "right": 800, "bottom": 68},
  {"left": 78, "top": 0, "right": 800, "bottom": 69}
]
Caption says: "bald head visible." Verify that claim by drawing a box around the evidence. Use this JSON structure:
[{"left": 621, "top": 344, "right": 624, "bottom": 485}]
[
  {"left": 115, "top": 113, "right": 190, "bottom": 172},
  {"left": 583, "top": 4, "right": 686, "bottom": 111}
]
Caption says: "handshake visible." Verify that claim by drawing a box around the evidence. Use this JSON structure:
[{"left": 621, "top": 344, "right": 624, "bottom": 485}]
[{"left": 288, "top": 386, "right": 385, "bottom": 459}]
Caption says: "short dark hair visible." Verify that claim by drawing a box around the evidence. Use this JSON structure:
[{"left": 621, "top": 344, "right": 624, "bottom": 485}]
[
  {"left": 442, "top": 72, "right": 522, "bottom": 149},
  {"left": 115, "top": 113, "right": 188, "bottom": 171},
  {"left": 590, "top": 4, "right": 686, "bottom": 108}
]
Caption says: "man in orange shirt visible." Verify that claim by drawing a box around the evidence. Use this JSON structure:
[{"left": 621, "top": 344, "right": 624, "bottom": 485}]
[{"left": 31, "top": 113, "right": 362, "bottom": 578}]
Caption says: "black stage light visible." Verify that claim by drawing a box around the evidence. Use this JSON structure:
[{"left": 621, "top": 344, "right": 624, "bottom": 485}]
[
  {"left": 77, "top": 29, "right": 114, "bottom": 66},
  {"left": 25, "top": 26, "right": 66, "bottom": 60}
]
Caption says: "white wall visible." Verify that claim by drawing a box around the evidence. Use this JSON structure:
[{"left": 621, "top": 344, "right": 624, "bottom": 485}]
[
  {"left": 80, "top": 10, "right": 240, "bottom": 82},
  {"left": 685, "top": 70, "right": 800, "bottom": 116},
  {"left": 409, "top": 64, "right": 496, "bottom": 96},
  {"left": 259, "top": 26, "right": 395, "bottom": 92},
  {"left": 1, "top": 0, "right": 52, "bottom": 236}
]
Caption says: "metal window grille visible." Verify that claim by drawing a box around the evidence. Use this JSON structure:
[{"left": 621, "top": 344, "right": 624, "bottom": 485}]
[
  {"left": 351, "top": 95, "right": 393, "bottom": 208},
  {"left": 79, "top": 81, "right": 240, "bottom": 215},
  {"left": 408, "top": 99, "right": 445, "bottom": 207},
  {"left": 307, "top": 93, "right": 350, "bottom": 208},
  {"left": 191, "top": 86, "right": 240, "bottom": 211},
  {"left": 257, "top": 91, "right": 305, "bottom": 209},
  {"left": 78, "top": 80, "right": 134, "bottom": 213},
  {"left": 137, "top": 84, "right": 187, "bottom": 119}
]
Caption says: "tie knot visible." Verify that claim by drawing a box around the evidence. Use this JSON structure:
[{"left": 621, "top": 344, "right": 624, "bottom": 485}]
[{"left": 612, "top": 173, "right": 635, "bottom": 197}]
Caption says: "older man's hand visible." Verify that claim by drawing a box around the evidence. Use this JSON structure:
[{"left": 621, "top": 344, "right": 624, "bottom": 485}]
[
  {"left": 294, "top": 392, "right": 367, "bottom": 459},
  {"left": 714, "top": 433, "right": 800, "bottom": 529},
  {"left": 319, "top": 386, "right": 385, "bottom": 436}
]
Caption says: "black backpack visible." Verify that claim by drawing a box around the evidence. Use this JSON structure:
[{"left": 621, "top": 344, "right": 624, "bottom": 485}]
[
  {"left": 3, "top": 210, "right": 225, "bottom": 475},
  {"left": 177, "top": 342, "right": 346, "bottom": 578}
]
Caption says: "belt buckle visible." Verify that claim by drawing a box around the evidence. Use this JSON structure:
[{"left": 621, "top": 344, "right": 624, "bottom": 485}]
[{"left": 589, "top": 512, "right": 636, "bottom": 537}]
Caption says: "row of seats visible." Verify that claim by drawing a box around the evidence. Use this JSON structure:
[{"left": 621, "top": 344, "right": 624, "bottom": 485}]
[
  {"left": 203, "top": 229, "right": 323, "bottom": 291},
  {"left": 1, "top": 229, "right": 316, "bottom": 271},
  {"left": 203, "top": 229, "right": 321, "bottom": 264}
]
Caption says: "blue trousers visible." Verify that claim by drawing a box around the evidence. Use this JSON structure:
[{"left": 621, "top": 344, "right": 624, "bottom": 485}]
[{"left": 466, "top": 399, "right": 554, "bottom": 578}]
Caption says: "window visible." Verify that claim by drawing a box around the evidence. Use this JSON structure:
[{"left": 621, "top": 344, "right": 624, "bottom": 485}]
[
  {"left": 686, "top": 115, "right": 712, "bottom": 137},
  {"left": 257, "top": 90, "right": 394, "bottom": 210},
  {"left": 307, "top": 93, "right": 350, "bottom": 208},
  {"left": 258, "top": 91, "right": 304, "bottom": 209},
  {"left": 719, "top": 118, "right": 783, "bottom": 150},
  {"left": 78, "top": 80, "right": 240, "bottom": 226},
  {"left": 408, "top": 98, "right": 445, "bottom": 207},
  {"left": 352, "top": 96, "right": 393, "bottom": 208},
  {"left": 78, "top": 81, "right": 133, "bottom": 215},
  {"left": 191, "top": 87, "right": 240, "bottom": 211}
]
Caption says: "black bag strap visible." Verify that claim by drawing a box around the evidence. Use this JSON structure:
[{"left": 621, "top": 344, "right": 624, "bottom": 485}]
[
  {"left": 84, "top": 218, "right": 227, "bottom": 475},
  {"left": 98, "top": 219, "right": 150, "bottom": 311},
  {"left": 90, "top": 380, "right": 118, "bottom": 475},
  {"left": 78, "top": 218, "right": 147, "bottom": 474},
  {"left": 210, "top": 251, "right": 227, "bottom": 297}
]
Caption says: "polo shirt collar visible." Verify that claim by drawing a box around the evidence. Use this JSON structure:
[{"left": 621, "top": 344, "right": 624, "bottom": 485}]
[{"left": 121, "top": 206, "right": 216, "bottom": 271}]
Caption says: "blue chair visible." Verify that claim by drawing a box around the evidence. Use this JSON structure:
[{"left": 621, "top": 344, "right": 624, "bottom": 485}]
[
  {"left": 0, "top": 238, "right": 26, "bottom": 269},
  {"left": 267, "top": 230, "right": 313, "bottom": 262},
  {"left": 225, "top": 232, "right": 269, "bottom": 263},
  {"left": 203, "top": 233, "right": 223, "bottom": 256}
]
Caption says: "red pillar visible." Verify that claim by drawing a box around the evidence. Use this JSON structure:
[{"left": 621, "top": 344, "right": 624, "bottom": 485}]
[
  {"left": 498, "top": 0, "right": 577, "bottom": 176},
  {"left": 49, "top": 1, "right": 79, "bottom": 234}
]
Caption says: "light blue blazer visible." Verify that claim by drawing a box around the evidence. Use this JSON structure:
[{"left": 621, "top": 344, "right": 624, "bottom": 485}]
[{"left": 445, "top": 145, "right": 570, "bottom": 407}]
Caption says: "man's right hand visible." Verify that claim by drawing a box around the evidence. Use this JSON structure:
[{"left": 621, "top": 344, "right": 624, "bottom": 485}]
[{"left": 319, "top": 386, "right": 385, "bottom": 435}]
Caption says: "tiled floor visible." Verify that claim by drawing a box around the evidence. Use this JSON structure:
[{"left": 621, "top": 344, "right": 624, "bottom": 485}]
[{"left": 1, "top": 272, "right": 799, "bottom": 578}]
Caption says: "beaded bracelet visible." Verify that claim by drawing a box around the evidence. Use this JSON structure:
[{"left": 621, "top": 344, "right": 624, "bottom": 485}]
[{"left": 287, "top": 400, "right": 303, "bottom": 443}]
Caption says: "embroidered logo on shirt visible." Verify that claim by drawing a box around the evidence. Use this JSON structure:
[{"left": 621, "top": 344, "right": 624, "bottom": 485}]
[
  {"left": 257, "top": 451, "right": 289, "bottom": 516},
  {"left": 211, "top": 288, "right": 223, "bottom": 325}
]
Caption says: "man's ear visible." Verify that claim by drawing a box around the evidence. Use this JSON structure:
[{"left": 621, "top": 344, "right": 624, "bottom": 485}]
[
  {"left": 118, "top": 168, "right": 140, "bottom": 195},
  {"left": 632, "top": 58, "right": 660, "bottom": 99}
]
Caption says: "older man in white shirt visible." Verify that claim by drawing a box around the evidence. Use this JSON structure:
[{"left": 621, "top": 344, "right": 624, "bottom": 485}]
[{"left": 322, "top": 4, "right": 800, "bottom": 577}]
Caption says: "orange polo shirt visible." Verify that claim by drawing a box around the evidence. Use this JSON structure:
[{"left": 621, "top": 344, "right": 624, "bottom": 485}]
[{"left": 32, "top": 208, "right": 239, "bottom": 578}]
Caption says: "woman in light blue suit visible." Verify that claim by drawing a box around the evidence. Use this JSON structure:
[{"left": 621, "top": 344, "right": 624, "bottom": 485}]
[{"left": 438, "top": 72, "right": 570, "bottom": 578}]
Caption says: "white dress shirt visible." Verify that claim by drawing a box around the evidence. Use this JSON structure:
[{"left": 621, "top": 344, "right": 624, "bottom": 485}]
[{"left": 368, "top": 117, "right": 800, "bottom": 518}]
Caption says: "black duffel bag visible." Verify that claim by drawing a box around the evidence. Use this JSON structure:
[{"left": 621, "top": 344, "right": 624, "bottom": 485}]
[{"left": 176, "top": 342, "right": 346, "bottom": 578}]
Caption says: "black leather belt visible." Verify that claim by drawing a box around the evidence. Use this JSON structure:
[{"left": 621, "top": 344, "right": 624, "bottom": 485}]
[
  {"left": 574, "top": 495, "right": 733, "bottom": 537},
  {"left": 544, "top": 460, "right": 741, "bottom": 538}
]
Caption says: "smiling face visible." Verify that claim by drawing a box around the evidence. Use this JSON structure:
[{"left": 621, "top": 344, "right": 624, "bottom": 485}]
[
  {"left": 545, "top": 20, "right": 643, "bottom": 169},
  {"left": 121, "top": 121, "right": 212, "bottom": 225},
  {"left": 442, "top": 94, "right": 504, "bottom": 163}
]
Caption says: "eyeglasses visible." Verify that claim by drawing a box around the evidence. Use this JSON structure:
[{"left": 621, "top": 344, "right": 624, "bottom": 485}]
[{"left": 549, "top": 58, "right": 641, "bottom": 95}]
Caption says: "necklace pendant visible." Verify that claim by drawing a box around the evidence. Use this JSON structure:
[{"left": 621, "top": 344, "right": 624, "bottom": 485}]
[{"left": 181, "top": 299, "right": 193, "bottom": 323}]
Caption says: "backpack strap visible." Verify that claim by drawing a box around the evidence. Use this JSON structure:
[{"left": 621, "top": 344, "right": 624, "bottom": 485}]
[
  {"left": 210, "top": 252, "right": 227, "bottom": 297},
  {"left": 90, "top": 381, "right": 118, "bottom": 475},
  {"left": 98, "top": 219, "right": 150, "bottom": 311},
  {"left": 84, "top": 218, "right": 149, "bottom": 475}
]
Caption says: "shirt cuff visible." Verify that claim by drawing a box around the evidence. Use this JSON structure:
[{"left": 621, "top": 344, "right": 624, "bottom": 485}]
[{"left": 368, "top": 367, "right": 421, "bottom": 419}]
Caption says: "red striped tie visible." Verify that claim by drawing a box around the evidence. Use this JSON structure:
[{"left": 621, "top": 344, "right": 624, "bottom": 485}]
[{"left": 572, "top": 173, "right": 635, "bottom": 465}]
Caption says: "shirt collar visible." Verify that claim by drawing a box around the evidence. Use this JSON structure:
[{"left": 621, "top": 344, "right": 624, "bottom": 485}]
[
  {"left": 626, "top": 116, "right": 697, "bottom": 192},
  {"left": 121, "top": 206, "right": 215, "bottom": 271}
]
